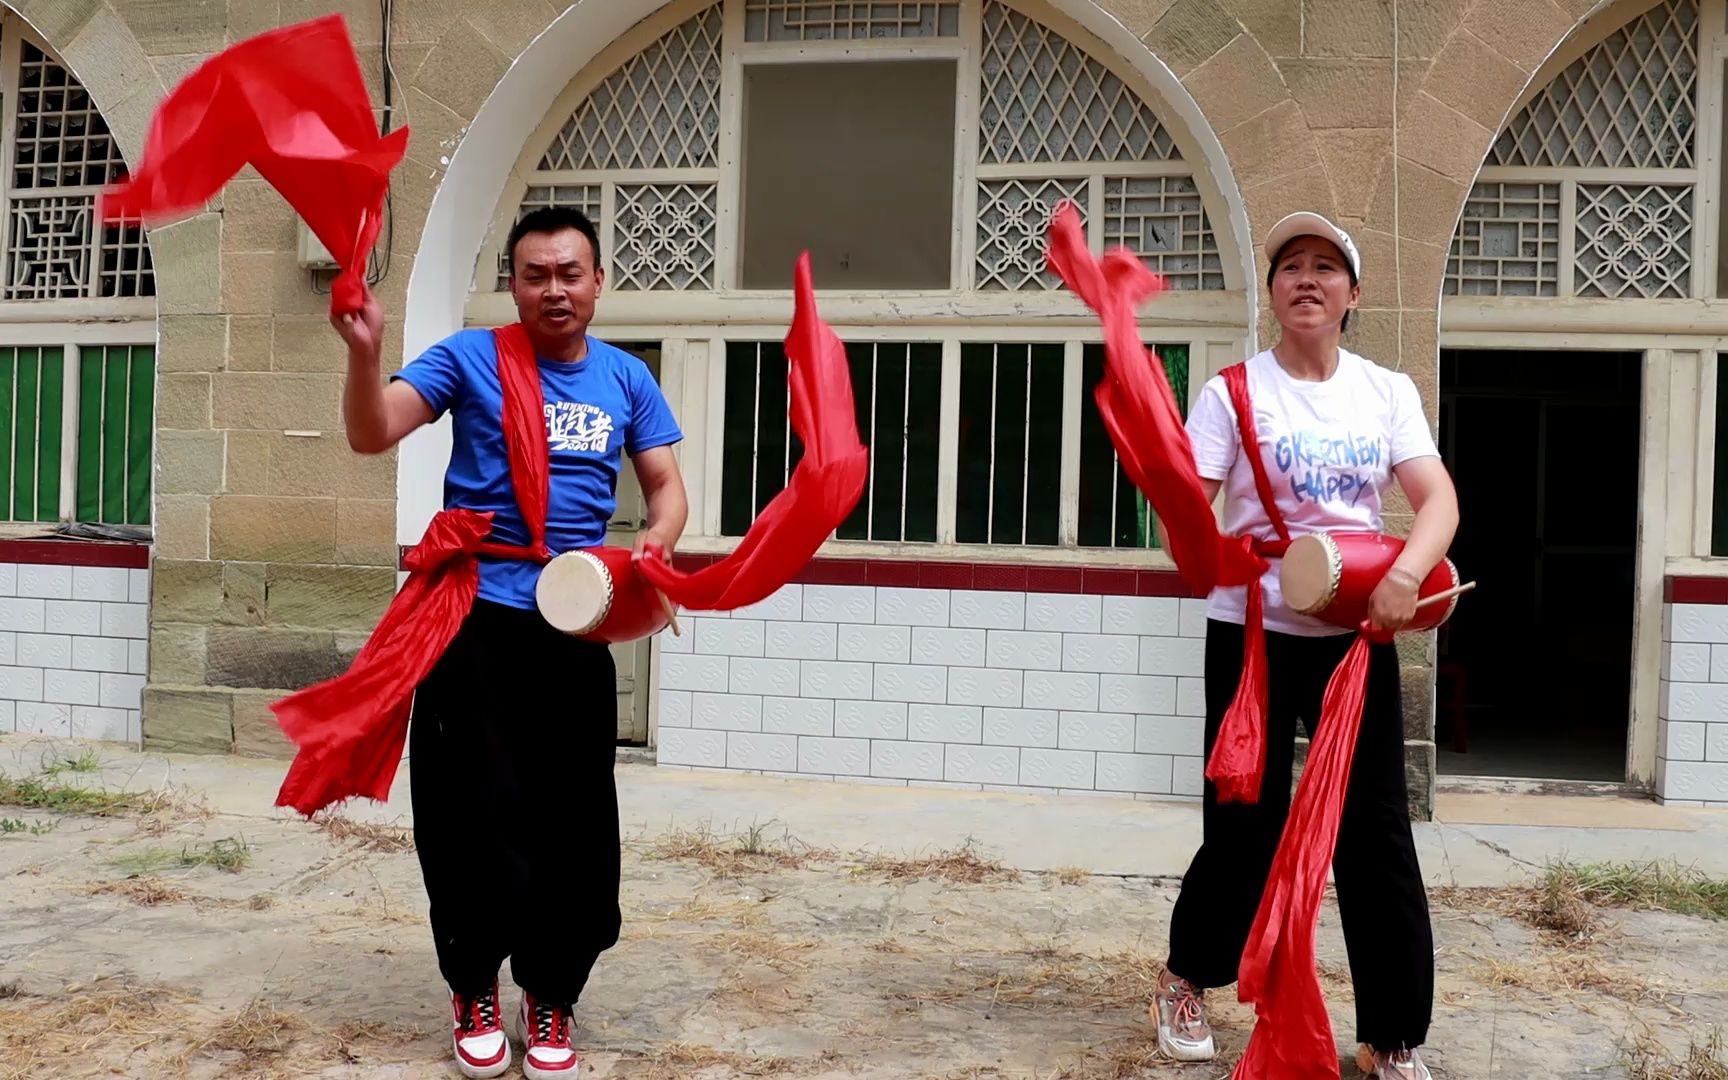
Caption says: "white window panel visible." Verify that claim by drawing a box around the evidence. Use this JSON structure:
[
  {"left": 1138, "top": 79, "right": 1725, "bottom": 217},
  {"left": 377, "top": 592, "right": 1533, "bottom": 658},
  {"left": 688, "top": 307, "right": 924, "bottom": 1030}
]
[{"left": 743, "top": 0, "right": 961, "bottom": 41}]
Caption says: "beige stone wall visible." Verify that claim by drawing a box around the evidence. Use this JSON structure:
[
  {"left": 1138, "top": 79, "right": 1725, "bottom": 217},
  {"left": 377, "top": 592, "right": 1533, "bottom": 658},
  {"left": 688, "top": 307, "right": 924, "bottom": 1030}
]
[{"left": 18, "top": 0, "right": 1613, "bottom": 778}]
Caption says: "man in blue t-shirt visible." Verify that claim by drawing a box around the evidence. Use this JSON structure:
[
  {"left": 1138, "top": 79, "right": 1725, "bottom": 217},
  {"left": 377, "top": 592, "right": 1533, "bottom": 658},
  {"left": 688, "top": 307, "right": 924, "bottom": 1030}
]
[{"left": 333, "top": 206, "right": 685, "bottom": 1080}]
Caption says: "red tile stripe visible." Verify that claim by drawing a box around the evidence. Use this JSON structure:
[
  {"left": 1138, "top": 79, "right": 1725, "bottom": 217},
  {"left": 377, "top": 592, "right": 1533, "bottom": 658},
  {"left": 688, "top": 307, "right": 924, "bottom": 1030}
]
[
  {"left": 1666, "top": 576, "right": 1728, "bottom": 605},
  {"left": 668, "top": 552, "right": 1204, "bottom": 598},
  {"left": 0, "top": 538, "right": 149, "bottom": 569}
]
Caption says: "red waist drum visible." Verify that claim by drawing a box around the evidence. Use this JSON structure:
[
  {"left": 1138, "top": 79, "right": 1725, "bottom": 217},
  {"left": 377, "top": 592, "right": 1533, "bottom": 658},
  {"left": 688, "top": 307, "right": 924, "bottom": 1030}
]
[
  {"left": 534, "top": 547, "right": 672, "bottom": 644},
  {"left": 1278, "top": 532, "right": 1460, "bottom": 633}
]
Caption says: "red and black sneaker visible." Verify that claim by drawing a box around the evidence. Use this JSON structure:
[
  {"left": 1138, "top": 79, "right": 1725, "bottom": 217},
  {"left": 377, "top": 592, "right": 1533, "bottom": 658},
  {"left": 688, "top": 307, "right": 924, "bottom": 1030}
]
[
  {"left": 448, "top": 982, "right": 510, "bottom": 1079},
  {"left": 517, "top": 991, "right": 582, "bottom": 1079}
]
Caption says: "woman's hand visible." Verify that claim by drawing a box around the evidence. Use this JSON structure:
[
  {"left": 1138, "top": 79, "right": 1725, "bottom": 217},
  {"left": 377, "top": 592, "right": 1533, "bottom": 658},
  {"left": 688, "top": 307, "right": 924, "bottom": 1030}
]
[{"left": 1367, "top": 566, "right": 1420, "bottom": 633}]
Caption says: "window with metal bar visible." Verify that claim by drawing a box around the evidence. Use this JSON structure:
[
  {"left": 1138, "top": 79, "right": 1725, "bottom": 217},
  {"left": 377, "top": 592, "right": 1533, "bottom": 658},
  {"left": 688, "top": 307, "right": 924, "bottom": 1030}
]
[
  {"left": 1077, "top": 342, "right": 1188, "bottom": 549},
  {"left": 76, "top": 345, "right": 154, "bottom": 526},
  {"left": 721, "top": 341, "right": 941, "bottom": 541},
  {"left": 0, "top": 344, "right": 153, "bottom": 526},
  {"left": 955, "top": 342, "right": 1063, "bottom": 546},
  {"left": 1714, "top": 353, "right": 1728, "bottom": 556},
  {"left": 0, "top": 345, "right": 64, "bottom": 522}
]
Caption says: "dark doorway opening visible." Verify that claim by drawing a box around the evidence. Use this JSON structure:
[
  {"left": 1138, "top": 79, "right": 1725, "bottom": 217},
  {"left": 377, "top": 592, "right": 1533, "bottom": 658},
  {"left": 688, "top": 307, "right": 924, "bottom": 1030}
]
[{"left": 1436, "top": 349, "right": 1639, "bottom": 782}]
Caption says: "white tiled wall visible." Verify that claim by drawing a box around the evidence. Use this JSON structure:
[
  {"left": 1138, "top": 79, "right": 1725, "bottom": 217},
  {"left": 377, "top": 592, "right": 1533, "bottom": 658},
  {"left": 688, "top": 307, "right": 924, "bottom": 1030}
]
[
  {"left": 657, "top": 584, "right": 1209, "bottom": 801},
  {"left": 0, "top": 563, "right": 149, "bottom": 745},
  {"left": 1659, "top": 601, "right": 1728, "bottom": 805}
]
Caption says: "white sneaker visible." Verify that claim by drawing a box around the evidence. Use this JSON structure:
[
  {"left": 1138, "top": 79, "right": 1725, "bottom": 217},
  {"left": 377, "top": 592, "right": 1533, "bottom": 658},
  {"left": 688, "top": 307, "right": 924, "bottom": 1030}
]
[
  {"left": 517, "top": 991, "right": 582, "bottom": 1080},
  {"left": 1367, "top": 1047, "right": 1432, "bottom": 1079},
  {"left": 448, "top": 983, "right": 510, "bottom": 1079},
  {"left": 1151, "top": 972, "right": 1216, "bottom": 1062}
]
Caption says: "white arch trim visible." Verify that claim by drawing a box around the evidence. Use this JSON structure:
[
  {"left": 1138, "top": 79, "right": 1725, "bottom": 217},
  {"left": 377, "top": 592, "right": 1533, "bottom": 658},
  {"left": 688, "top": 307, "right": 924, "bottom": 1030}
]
[{"left": 398, "top": 0, "right": 1255, "bottom": 543}]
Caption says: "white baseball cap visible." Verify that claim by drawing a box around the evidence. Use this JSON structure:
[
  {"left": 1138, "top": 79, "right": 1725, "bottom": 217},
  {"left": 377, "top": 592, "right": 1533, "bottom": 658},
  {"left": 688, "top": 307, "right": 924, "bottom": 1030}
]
[{"left": 1263, "top": 212, "right": 1362, "bottom": 280}]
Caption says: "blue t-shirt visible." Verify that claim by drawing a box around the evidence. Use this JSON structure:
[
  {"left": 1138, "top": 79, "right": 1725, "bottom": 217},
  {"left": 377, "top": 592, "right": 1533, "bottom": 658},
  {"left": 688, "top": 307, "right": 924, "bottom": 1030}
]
[{"left": 394, "top": 329, "right": 683, "bottom": 609}]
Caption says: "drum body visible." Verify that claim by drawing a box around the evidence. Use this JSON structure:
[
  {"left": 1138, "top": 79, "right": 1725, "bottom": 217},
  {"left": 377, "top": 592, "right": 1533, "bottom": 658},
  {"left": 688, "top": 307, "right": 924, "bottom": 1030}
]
[
  {"left": 535, "top": 547, "right": 673, "bottom": 643},
  {"left": 1278, "top": 532, "right": 1459, "bottom": 633}
]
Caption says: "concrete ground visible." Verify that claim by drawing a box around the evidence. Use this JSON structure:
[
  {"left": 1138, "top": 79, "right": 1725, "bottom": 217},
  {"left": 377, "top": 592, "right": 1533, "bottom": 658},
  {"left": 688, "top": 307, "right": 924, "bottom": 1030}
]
[{"left": 2, "top": 734, "right": 1725, "bottom": 1078}]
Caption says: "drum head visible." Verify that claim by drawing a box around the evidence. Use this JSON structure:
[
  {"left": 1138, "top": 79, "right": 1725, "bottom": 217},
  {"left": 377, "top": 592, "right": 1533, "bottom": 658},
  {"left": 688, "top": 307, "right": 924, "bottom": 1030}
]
[
  {"left": 1279, "top": 535, "right": 1339, "bottom": 615},
  {"left": 535, "top": 550, "right": 614, "bottom": 635}
]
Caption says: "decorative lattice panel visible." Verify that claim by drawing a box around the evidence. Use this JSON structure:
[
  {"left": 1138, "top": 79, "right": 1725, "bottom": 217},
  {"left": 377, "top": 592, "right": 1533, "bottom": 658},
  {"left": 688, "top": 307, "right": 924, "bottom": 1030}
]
[
  {"left": 497, "top": 184, "right": 604, "bottom": 289},
  {"left": 4, "top": 195, "right": 90, "bottom": 300},
  {"left": 1490, "top": 0, "right": 1697, "bottom": 169},
  {"left": 612, "top": 182, "right": 717, "bottom": 290},
  {"left": 1102, "top": 176, "right": 1222, "bottom": 291},
  {"left": 978, "top": 2, "right": 1176, "bottom": 165},
  {"left": 98, "top": 221, "right": 153, "bottom": 298},
  {"left": 539, "top": 5, "right": 723, "bottom": 172},
  {"left": 1574, "top": 183, "right": 1693, "bottom": 298},
  {"left": 1446, "top": 182, "right": 1562, "bottom": 297},
  {"left": 975, "top": 177, "right": 1087, "bottom": 290},
  {"left": 12, "top": 42, "right": 128, "bottom": 189},
  {"left": 744, "top": 0, "right": 960, "bottom": 40}
]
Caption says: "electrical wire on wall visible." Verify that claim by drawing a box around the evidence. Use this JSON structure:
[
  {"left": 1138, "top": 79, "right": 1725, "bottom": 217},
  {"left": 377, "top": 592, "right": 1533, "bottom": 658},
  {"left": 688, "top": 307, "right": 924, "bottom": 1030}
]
[{"left": 311, "top": 0, "right": 397, "bottom": 296}]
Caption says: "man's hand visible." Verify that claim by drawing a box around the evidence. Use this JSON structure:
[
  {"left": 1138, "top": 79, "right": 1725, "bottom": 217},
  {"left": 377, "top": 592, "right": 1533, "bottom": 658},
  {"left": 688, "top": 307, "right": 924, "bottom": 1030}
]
[
  {"left": 332, "top": 288, "right": 384, "bottom": 361},
  {"left": 632, "top": 529, "right": 675, "bottom": 564}
]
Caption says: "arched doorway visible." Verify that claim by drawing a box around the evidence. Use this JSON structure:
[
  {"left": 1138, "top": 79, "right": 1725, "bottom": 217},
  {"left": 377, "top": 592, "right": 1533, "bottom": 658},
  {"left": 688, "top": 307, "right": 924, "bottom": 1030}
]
[
  {"left": 409, "top": 0, "right": 1252, "bottom": 774},
  {"left": 0, "top": 9, "right": 156, "bottom": 745},
  {"left": 1439, "top": 0, "right": 1724, "bottom": 795}
]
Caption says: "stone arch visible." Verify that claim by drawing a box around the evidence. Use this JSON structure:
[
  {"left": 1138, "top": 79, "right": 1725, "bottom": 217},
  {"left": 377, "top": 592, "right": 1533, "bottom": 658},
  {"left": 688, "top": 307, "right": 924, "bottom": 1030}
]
[{"left": 400, "top": 0, "right": 1259, "bottom": 540}]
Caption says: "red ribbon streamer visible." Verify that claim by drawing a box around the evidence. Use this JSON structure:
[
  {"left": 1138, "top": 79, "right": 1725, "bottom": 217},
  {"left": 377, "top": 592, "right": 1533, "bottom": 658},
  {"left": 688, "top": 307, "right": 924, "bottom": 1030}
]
[
  {"left": 638, "top": 255, "right": 869, "bottom": 610},
  {"left": 274, "top": 265, "right": 865, "bottom": 817},
  {"left": 1234, "top": 634, "right": 1373, "bottom": 1080},
  {"left": 98, "top": 15, "right": 407, "bottom": 316}
]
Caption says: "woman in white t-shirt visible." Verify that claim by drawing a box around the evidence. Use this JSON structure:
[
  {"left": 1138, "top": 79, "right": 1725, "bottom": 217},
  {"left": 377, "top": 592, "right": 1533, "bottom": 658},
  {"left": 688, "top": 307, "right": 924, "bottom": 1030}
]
[{"left": 1151, "top": 213, "right": 1459, "bottom": 1080}]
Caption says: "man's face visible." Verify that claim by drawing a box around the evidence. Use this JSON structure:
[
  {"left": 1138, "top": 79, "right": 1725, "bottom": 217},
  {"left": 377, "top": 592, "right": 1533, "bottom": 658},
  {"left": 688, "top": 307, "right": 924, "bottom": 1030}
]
[{"left": 509, "top": 228, "right": 604, "bottom": 344}]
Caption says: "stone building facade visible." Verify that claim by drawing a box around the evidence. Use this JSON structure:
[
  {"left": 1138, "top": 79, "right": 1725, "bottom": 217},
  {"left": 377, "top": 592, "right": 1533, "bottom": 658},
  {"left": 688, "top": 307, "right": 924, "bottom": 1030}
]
[{"left": 0, "top": 0, "right": 1725, "bottom": 817}]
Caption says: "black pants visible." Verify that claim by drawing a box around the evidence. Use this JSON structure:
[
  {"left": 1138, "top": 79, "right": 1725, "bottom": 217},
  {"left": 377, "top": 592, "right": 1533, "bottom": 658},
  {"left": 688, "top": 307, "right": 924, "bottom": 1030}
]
[
  {"left": 409, "top": 599, "right": 622, "bottom": 1005},
  {"left": 1167, "top": 620, "right": 1433, "bottom": 1051}
]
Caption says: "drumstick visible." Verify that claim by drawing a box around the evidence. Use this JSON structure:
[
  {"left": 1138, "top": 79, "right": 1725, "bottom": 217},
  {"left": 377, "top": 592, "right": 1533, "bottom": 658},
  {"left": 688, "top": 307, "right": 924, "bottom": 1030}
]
[
  {"left": 1415, "top": 581, "right": 1476, "bottom": 610},
  {"left": 655, "top": 589, "right": 682, "bottom": 637}
]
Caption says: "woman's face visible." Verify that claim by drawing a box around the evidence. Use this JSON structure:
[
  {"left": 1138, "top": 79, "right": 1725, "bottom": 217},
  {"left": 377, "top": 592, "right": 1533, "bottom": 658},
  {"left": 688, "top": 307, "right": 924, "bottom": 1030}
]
[{"left": 1269, "top": 235, "right": 1359, "bottom": 336}]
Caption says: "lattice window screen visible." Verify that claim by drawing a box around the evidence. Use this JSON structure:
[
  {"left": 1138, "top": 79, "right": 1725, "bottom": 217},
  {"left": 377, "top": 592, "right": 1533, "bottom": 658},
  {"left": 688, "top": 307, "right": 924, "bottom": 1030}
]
[
  {"left": 1, "top": 34, "right": 154, "bottom": 300},
  {"left": 1574, "top": 182, "right": 1693, "bottom": 298},
  {"left": 1103, "top": 176, "right": 1222, "bottom": 291},
  {"left": 978, "top": 1, "right": 1177, "bottom": 165},
  {"left": 538, "top": 4, "right": 723, "bottom": 172},
  {"left": 613, "top": 183, "right": 718, "bottom": 290},
  {"left": 1490, "top": 0, "right": 1698, "bottom": 169},
  {"left": 975, "top": 177, "right": 1088, "bottom": 290},
  {"left": 1445, "top": 182, "right": 1562, "bottom": 297},
  {"left": 744, "top": 0, "right": 960, "bottom": 40}
]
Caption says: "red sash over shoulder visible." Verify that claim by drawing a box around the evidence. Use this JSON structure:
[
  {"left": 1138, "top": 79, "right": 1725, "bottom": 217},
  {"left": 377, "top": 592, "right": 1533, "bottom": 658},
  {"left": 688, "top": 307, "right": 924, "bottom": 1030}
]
[{"left": 1048, "top": 204, "right": 1381, "bottom": 1080}]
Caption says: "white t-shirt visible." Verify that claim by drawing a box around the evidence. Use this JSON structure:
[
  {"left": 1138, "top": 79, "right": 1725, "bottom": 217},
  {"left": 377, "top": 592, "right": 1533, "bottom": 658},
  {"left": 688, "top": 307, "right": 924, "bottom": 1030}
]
[{"left": 1185, "top": 349, "right": 1440, "bottom": 636}]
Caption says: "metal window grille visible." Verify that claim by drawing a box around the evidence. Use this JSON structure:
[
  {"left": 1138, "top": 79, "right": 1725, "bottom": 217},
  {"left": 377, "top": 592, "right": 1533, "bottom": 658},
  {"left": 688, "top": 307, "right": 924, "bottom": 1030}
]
[
  {"left": 0, "top": 345, "right": 64, "bottom": 522},
  {"left": 743, "top": 0, "right": 960, "bottom": 40},
  {"left": 613, "top": 183, "right": 718, "bottom": 290},
  {"left": 955, "top": 342, "right": 1064, "bottom": 546},
  {"left": 75, "top": 345, "right": 154, "bottom": 526},
  {"left": 1077, "top": 342, "right": 1187, "bottom": 549},
  {"left": 720, "top": 341, "right": 940, "bottom": 541}
]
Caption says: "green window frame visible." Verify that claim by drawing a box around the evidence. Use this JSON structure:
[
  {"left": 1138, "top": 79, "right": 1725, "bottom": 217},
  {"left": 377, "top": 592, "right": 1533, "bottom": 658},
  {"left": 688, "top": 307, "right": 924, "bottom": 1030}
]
[{"left": 1, "top": 343, "right": 153, "bottom": 526}]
